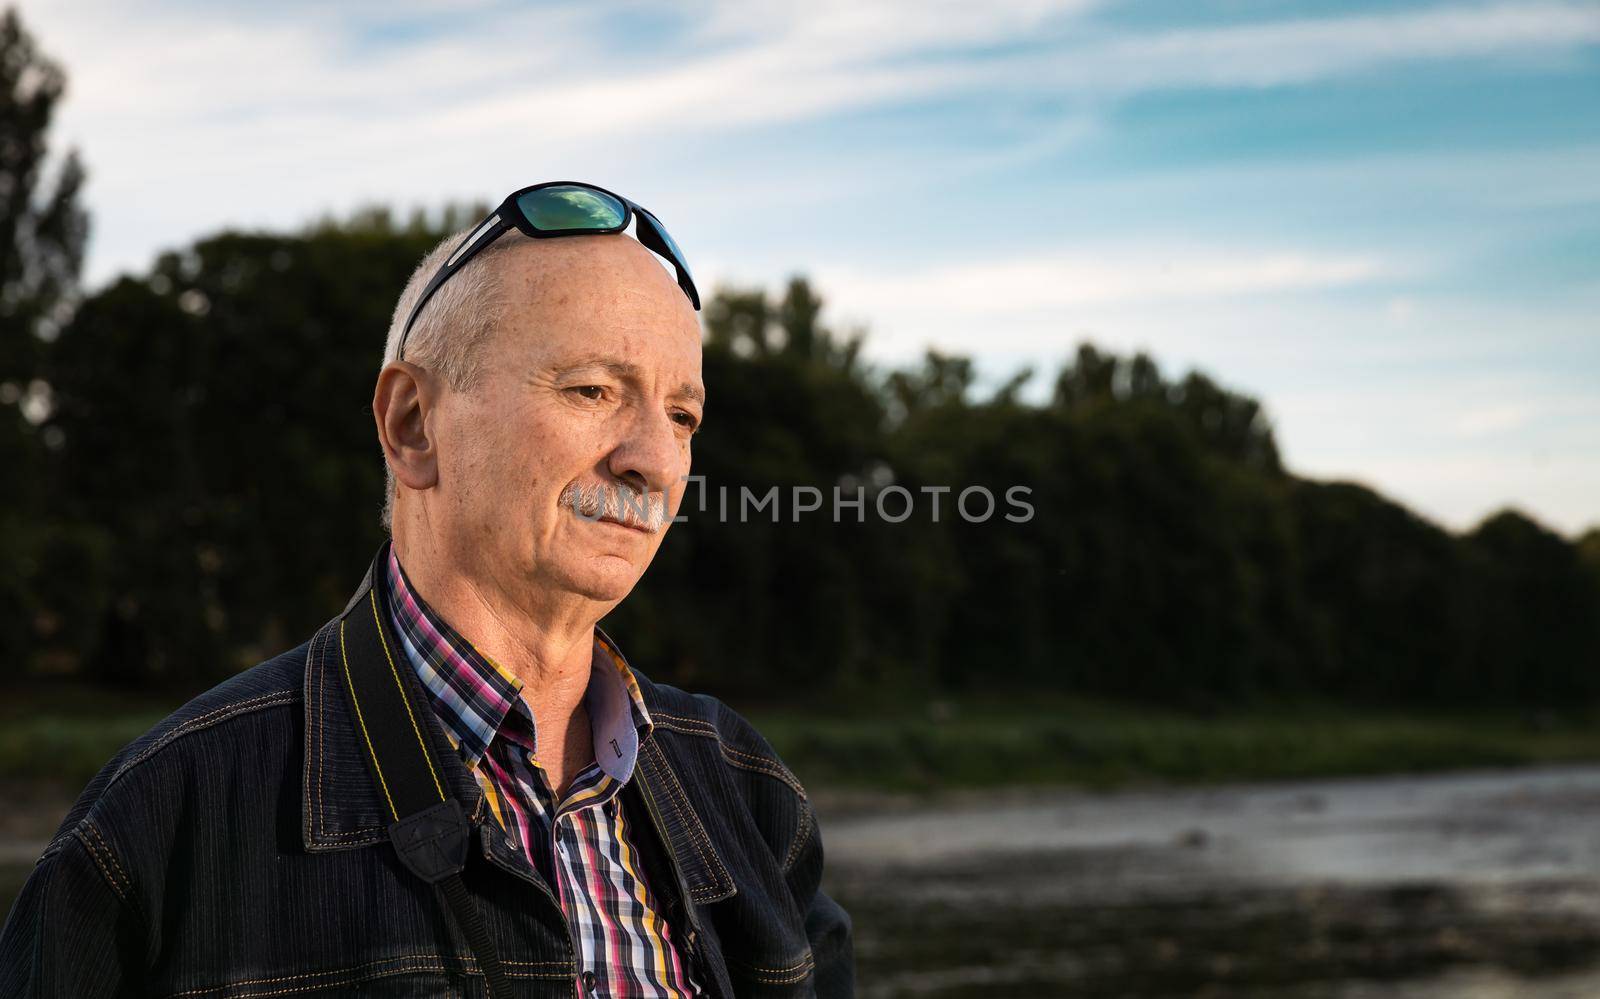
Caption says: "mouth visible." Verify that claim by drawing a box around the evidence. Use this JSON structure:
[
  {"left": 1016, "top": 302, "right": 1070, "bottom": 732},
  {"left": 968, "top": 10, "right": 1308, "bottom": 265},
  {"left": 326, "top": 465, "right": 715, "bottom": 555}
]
[{"left": 594, "top": 514, "right": 656, "bottom": 536}]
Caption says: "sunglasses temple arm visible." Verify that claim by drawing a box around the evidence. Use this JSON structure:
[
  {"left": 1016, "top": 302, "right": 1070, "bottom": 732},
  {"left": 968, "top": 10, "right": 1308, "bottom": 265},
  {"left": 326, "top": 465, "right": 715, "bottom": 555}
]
[
  {"left": 674, "top": 267, "right": 699, "bottom": 310},
  {"left": 632, "top": 212, "right": 701, "bottom": 311},
  {"left": 395, "top": 216, "right": 512, "bottom": 361}
]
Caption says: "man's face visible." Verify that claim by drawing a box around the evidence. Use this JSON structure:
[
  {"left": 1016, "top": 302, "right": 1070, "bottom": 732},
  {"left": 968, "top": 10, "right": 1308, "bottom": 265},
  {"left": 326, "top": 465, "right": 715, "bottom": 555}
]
[{"left": 424, "top": 235, "right": 704, "bottom": 609}]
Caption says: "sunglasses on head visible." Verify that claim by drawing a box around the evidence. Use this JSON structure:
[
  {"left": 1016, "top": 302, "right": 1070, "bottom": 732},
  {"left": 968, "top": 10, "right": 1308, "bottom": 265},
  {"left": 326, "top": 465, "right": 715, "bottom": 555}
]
[{"left": 395, "top": 181, "right": 701, "bottom": 362}]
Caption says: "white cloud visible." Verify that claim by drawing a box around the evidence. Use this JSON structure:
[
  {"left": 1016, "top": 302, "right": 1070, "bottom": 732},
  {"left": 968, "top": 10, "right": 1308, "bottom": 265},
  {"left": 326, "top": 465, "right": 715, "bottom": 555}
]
[
  {"left": 808, "top": 243, "right": 1405, "bottom": 355},
  {"left": 1304, "top": 451, "right": 1600, "bottom": 537},
  {"left": 22, "top": 0, "right": 1600, "bottom": 284},
  {"left": 1209, "top": 333, "right": 1600, "bottom": 537},
  {"left": 23, "top": 0, "right": 1101, "bottom": 280},
  {"left": 1453, "top": 403, "right": 1535, "bottom": 437},
  {"left": 1021, "top": 2, "right": 1600, "bottom": 95},
  {"left": 1033, "top": 143, "right": 1600, "bottom": 237}
]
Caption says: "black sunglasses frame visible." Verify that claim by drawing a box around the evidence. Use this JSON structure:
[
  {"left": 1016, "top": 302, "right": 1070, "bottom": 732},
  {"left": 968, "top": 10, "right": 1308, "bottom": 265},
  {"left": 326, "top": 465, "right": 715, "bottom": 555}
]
[{"left": 395, "top": 180, "right": 701, "bottom": 362}]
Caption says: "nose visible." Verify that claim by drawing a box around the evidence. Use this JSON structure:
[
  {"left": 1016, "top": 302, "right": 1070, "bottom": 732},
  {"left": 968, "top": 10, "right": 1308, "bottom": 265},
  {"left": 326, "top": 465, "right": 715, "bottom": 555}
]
[{"left": 606, "top": 404, "right": 687, "bottom": 504}]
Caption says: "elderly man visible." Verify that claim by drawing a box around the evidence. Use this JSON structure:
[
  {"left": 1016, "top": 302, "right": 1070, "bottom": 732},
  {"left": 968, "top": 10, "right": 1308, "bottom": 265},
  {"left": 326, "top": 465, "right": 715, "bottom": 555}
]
[{"left": 0, "top": 183, "right": 853, "bottom": 997}]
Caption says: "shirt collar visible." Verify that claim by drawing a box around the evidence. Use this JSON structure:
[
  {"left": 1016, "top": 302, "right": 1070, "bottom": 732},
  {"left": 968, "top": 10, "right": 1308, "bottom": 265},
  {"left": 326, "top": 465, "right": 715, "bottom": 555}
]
[{"left": 382, "top": 546, "right": 653, "bottom": 782}]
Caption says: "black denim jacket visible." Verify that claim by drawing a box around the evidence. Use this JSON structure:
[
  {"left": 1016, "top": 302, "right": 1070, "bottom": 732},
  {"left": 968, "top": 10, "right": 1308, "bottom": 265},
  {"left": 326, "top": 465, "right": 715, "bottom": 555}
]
[{"left": 0, "top": 555, "right": 854, "bottom": 997}]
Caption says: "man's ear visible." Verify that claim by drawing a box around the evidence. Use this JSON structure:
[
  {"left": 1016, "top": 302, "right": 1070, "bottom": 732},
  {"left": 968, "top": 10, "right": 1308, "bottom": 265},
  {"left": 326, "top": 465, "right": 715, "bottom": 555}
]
[{"left": 373, "top": 361, "right": 441, "bottom": 493}]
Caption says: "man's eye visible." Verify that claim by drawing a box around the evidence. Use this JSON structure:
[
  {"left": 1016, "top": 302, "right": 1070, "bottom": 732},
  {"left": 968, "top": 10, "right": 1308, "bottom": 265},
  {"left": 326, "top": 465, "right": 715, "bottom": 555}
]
[
  {"left": 570, "top": 386, "right": 605, "bottom": 401},
  {"left": 673, "top": 411, "right": 700, "bottom": 432}
]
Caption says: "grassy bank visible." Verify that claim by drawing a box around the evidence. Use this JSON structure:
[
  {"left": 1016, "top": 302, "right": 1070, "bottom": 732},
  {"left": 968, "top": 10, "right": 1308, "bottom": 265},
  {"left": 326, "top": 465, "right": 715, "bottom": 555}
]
[
  {"left": 0, "top": 684, "right": 180, "bottom": 792},
  {"left": 6, "top": 685, "right": 1600, "bottom": 796},
  {"left": 746, "top": 697, "right": 1600, "bottom": 793}
]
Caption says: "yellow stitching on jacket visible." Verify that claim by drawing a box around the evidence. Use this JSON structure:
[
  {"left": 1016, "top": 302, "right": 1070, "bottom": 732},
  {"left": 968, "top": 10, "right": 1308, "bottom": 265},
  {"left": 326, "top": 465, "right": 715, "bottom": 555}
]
[
  {"left": 728, "top": 952, "right": 816, "bottom": 984},
  {"left": 644, "top": 739, "right": 717, "bottom": 892},
  {"left": 727, "top": 951, "right": 815, "bottom": 975},
  {"left": 73, "top": 827, "right": 130, "bottom": 908},
  {"left": 301, "top": 625, "right": 329, "bottom": 845},
  {"left": 315, "top": 626, "right": 326, "bottom": 836},
  {"left": 646, "top": 739, "right": 733, "bottom": 894},
  {"left": 717, "top": 744, "right": 807, "bottom": 798},
  {"left": 649, "top": 712, "right": 717, "bottom": 735},
  {"left": 742, "top": 965, "right": 814, "bottom": 985},
  {"left": 311, "top": 828, "right": 384, "bottom": 842},
  {"left": 301, "top": 628, "right": 318, "bottom": 844},
  {"left": 782, "top": 801, "right": 814, "bottom": 874},
  {"left": 368, "top": 589, "right": 445, "bottom": 801},
  {"left": 107, "top": 691, "right": 297, "bottom": 792},
  {"left": 162, "top": 956, "right": 576, "bottom": 997},
  {"left": 82, "top": 821, "right": 136, "bottom": 902},
  {"left": 163, "top": 964, "right": 437, "bottom": 998},
  {"left": 645, "top": 741, "right": 709, "bottom": 875},
  {"left": 306, "top": 627, "right": 387, "bottom": 844},
  {"left": 740, "top": 964, "right": 814, "bottom": 984},
  {"left": 650, "top": 713, "right": 808, "bottom": 798},
  {"left": 649, "top": 740, "right": 709, "bottom": 876},
  {"left": 58, "top": 690, "right": 299, "bottom": 863},
  {"left": 339, "top": 619, "right": 398, "bottom": 821}
]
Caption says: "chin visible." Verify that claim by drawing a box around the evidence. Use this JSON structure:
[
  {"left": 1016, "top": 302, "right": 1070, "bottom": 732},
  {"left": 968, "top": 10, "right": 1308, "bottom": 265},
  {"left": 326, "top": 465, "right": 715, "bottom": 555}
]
[{"left": 552, "top": 558, "right": 647, "bottom": 604}]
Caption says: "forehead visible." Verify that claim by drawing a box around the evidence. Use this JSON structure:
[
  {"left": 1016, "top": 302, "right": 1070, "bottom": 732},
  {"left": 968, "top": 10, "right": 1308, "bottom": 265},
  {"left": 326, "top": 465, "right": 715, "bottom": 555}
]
[{"left": 492, "top": 236, "right": 703, "bottom": 379}]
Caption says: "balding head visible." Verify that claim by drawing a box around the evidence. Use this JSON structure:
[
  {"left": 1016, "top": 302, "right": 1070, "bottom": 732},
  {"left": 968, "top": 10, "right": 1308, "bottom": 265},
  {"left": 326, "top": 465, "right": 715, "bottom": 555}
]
[
  {"left": 493, "top": 232, "right": 700, "bottom": 357},
  {"left": 377, "top": 228, "right": 699, "bottom": 529}
]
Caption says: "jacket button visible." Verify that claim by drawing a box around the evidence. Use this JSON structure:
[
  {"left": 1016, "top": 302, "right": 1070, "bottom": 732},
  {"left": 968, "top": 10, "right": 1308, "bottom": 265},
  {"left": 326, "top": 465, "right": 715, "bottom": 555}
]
[{"left": 581, "top": 970, "right": 597, "bottom": 992}]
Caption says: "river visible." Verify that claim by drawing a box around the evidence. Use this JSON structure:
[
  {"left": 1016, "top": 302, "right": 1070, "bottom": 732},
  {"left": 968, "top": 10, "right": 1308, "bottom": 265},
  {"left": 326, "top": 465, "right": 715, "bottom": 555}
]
[{"left": 816, "top": 764, "right": 1600, "bottom": 997}]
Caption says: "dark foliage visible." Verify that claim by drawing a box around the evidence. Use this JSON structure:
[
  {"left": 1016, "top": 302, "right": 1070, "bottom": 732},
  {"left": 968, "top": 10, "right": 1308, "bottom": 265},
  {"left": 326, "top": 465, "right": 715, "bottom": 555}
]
[
  {"left": 5, "top": 7, "right": 1596, "bottom": 705},
  {"left": 0, "top": 7, "right": 87, "bottom": 676},
  {"left": 16, "top": 209, "right": 1595, "bottom": 708}
]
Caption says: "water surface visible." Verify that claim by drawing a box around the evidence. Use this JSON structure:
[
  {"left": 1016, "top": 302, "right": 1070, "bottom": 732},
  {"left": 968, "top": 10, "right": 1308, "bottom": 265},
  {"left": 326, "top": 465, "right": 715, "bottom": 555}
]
[{"left": 818, "top": 765, "right": 1600, "bottom": 997}]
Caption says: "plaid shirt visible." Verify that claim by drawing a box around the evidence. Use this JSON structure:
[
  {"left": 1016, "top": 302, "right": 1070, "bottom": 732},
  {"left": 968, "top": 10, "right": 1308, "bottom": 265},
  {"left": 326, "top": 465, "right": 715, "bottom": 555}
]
[{"left": 384, "top": 548, "right": 701, "bottom": 997}]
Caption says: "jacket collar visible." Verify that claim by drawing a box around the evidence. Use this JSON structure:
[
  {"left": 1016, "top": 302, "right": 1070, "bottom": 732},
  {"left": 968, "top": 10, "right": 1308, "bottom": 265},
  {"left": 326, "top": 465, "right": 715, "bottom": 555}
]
[{"left": 299, "top": 543, "right": 734, "bottom": 902}]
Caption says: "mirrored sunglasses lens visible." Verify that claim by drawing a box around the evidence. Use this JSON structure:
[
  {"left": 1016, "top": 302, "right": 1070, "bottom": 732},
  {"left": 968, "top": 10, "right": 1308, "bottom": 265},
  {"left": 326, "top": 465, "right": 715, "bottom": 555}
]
[{"left": 517, "top": 185, "right": 627, "bottom": 231}]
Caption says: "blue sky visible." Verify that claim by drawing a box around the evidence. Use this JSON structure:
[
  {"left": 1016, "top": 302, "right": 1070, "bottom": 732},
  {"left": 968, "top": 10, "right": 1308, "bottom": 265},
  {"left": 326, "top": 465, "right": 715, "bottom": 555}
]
[{"left": 25, "top": 0, "right": 1600, "bottom": 535}]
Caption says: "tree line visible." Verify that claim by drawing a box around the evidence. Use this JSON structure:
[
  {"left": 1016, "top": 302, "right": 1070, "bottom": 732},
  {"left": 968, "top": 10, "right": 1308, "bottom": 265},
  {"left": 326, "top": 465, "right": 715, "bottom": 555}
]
[{"left": 4, "top": 7, "right": 1598, "bottom": 708}]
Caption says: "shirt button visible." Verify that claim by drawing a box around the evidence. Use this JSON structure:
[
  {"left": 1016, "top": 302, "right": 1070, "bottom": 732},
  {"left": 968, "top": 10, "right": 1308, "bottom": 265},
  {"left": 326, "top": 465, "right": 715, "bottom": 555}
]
[{"left": 581, "top": 970, "right": 597, "bottom": 991}]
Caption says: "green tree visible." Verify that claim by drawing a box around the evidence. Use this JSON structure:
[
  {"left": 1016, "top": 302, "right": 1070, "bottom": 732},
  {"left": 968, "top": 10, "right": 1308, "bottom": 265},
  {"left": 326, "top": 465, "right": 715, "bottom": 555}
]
[
  {"left": 1461, "top": 510, "right": 1600, "bottom": 704},
  {"left": 1287, "top": 479, "right": 1472, "bottom": 703},
  {"left": 43, "top": 209, "right": 477, "bottom": 684},
  {"left": 0, "top": 6, "right": 88, "bottom": 673},
  {"left": 0, "top": 6, "right": 85, "bottom": 374}
]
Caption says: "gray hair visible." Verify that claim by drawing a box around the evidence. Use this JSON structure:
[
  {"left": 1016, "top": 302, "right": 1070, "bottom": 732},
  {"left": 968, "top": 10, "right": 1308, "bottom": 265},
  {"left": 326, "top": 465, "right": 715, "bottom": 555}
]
[{"left": 378, "top": 223, "right": 532, "bottom": 532}]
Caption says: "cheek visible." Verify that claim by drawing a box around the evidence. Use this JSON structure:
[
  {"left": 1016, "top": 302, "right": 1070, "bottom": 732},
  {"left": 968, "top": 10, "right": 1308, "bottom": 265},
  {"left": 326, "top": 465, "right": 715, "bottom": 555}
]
[
  {"left": 454, "top": 392, "right": 630, "bottom": 504},
  {"left": 442, "top": 433, "right": 500, "bottom": 512},
  {"left": 509, "top": 410, "right": 609, "bottom": 497},
  {"left": 444, "top": 408, "right": 527, "bottom": 499}
]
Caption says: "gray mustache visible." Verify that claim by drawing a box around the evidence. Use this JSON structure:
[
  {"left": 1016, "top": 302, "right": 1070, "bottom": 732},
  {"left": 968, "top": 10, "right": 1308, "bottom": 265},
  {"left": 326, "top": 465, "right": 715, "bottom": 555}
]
[{"left": 559, "top": 482, "right": 668, "bottom": 532}]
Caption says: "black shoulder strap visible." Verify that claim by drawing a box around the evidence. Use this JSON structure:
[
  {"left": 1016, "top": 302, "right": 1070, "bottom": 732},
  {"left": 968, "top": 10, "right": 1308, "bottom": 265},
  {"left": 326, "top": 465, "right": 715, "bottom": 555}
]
[{"left": 336, "top": 585, "right": 516, "bottom": 999}]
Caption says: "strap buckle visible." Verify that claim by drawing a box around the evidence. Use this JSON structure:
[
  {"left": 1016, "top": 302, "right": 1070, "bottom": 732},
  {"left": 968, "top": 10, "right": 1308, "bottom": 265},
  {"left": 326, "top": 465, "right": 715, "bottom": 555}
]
[{"left": 389, "top": 799, "right": 470, "bottom": 884}]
